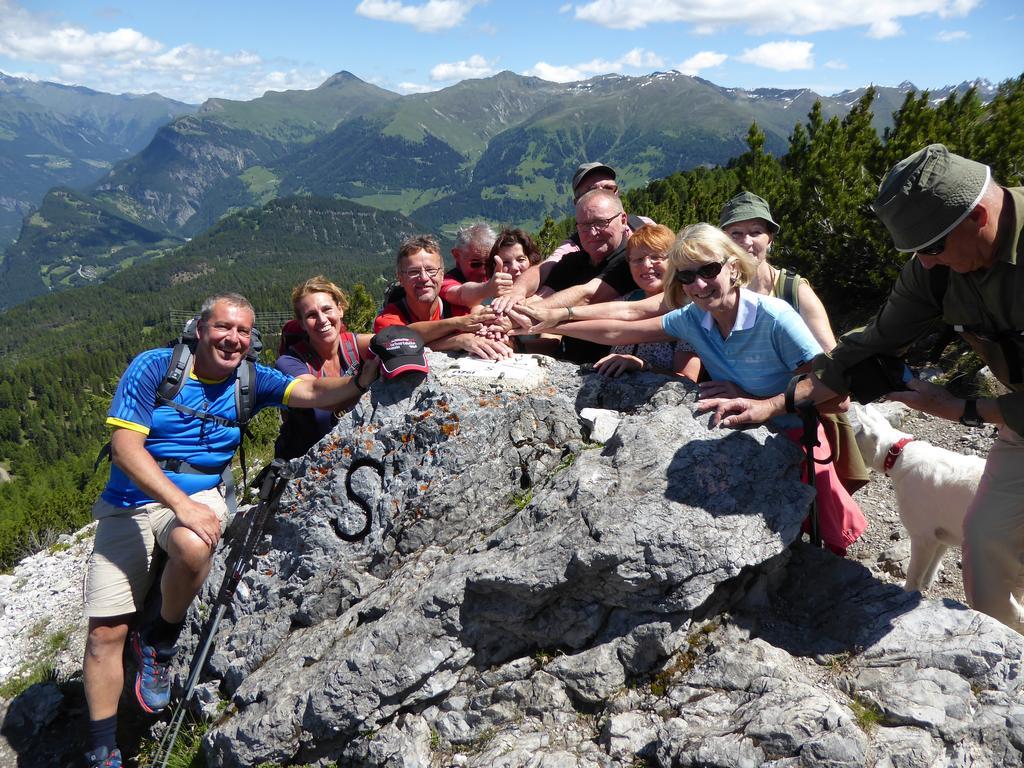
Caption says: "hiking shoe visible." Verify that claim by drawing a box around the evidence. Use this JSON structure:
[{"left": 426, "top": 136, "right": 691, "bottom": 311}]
[
  {"left": 130, "top": 630, "right": 173, "bottom": 713},
  {"left": 84, "top": 746, "right": 122, "bottom": 767}
]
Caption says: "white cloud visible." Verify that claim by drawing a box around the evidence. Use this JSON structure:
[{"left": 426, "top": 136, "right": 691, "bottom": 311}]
[
  {"left": 430, "top": 54, "right": 495, "bottom": 82},
  {"left": 935, "top": 29, "right": 970, "bottom": 41},
  {"left": 825, "top": 59, "right": 848, "bottom": 70},
  {"left": 677, "top": 51, "right": 727, "bottom": 76},
  {"left": 355, "top": 0, "right": 477, "bottom": 32},
  {"left": 397, "top": 81, "right": 439, "bottom": 94},
  {"left": 569, "top": 0, "right": 980, "bottom": 35},
  {"left": 0, "top": 5, "right": 162, "bottom": 62},
  {"left": 526, "top": 62, "right": 586, "bottom": 83},
  {"left": 737, "top": 41, "right": 814, "bottom": 71},
  {"left": 0, "top": 0, "right": 329, "bottom": 102},
  {"left": 525, "top": 48, "right": 664, "bottom": 82}
]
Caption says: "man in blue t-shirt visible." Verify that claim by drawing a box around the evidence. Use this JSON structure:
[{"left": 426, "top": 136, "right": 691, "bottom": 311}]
[{"left": 82, "top": 292, "right": 378, "bottom": 768}]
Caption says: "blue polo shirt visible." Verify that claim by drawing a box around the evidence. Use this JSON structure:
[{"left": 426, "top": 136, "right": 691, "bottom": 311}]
[
  {"left": 102, "top": 347, "right": 297, "bottom": 508},
  {"left": 662, "top": 288, "right": 821, "bottom": 426}
]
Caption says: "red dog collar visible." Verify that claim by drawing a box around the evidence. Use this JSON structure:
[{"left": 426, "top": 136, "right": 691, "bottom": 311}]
[{"left": 883, "top": 437, "right": 915, "bottom": 476}]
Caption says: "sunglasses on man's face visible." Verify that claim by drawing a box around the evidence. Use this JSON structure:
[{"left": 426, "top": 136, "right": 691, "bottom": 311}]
[
  {"left": 673, "top": 261, "right": 725, "bottom": 285},
  {"left": 915, "top": 236, "right": 946, "bottom": 257}
]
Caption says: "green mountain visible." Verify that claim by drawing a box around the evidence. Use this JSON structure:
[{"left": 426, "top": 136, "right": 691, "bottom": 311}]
[
  {"left": 0, "top": 72, "right": 195, "bottom": 247},
  {"left": 89, "top": 72, "right": 400, "bottom": 237},
  {"left": 3, "top": 69, "right": 994, "bottom": 310}
]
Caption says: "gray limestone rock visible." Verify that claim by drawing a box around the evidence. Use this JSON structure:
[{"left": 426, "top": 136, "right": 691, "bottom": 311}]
[{"left": 130, "top": 351, "right": 1023, "bottom": 768}]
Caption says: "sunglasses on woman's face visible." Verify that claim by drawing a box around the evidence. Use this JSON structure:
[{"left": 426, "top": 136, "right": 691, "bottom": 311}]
[{"left": 674, "top": 261, "right": 725, "bottom": 285}]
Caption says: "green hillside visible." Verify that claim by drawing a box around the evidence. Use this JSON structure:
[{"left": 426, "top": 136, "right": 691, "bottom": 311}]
[{"left": 0, "top": 187, "right": 182, "bottom": 308}]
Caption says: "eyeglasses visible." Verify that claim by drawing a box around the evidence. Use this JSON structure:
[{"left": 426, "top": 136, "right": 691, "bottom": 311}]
[
  {"left": 628, "top": 253, "right": 669, "bottom": 266},
  {"left": 401, "top": 267, "right": 442, "bottom": 279},
  {"left": 577, "top": 214, "right": 622, "bottom": 234},
  {"left": 673, "top": 261, "right": 725, "bottom": 285},
  {"left": 915, "top": 237, "right": 946, "bottom": 257}
]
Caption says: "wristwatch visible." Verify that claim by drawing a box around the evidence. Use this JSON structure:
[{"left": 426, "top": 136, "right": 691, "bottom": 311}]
[{"left": 959, "top": 398, "right": 984, "bottom": 427}]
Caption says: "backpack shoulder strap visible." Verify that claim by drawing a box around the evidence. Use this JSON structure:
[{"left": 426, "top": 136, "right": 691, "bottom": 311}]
[
  {"left": 339, "top": 332, "right": 362, "bottom": 375},
  {"left": 234, "top": 359, "right": 256, "bottom": 427},
  {"left": 156, "top": 316, "right": 200, "bottom": 405},
  {"left": 777, "top": 268, "right": 800, "bottom": 312}
]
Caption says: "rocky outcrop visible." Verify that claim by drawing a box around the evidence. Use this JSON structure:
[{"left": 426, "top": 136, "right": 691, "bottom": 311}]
[
  {"left": 3, "top": 352, "right": 1022, "bottom": 767},
  {"left": 165, "top": 352, "right": 1023, "bottom": 767}
]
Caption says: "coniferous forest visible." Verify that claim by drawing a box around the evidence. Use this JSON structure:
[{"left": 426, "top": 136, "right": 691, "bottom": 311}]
[{"left": 0, "top": 75, "right": 1021, "bottom": 569}]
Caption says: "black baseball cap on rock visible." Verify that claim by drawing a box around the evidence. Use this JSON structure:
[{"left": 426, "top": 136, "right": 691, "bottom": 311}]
[{"left": 369, "top": 326, "right": 429, "bottom": 379}]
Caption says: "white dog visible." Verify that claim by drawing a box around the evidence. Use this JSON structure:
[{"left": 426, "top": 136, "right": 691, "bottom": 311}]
[{"left": 851, "top": 402, "right": 985, "bottom": 593}]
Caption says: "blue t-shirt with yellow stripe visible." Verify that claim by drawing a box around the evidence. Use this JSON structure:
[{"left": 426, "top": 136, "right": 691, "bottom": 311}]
[{"left": 102, "top": 347, "right": 297, "bottom": 508}]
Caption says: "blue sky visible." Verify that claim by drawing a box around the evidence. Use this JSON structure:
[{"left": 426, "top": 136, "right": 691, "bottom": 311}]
[{"left": 1, "top": 0, "right": 1020, "bottom": 104}]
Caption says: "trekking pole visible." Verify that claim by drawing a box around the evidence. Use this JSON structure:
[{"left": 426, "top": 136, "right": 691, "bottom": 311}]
[{"left": 148, "top": 458, "right": 293, "bottom": 768}]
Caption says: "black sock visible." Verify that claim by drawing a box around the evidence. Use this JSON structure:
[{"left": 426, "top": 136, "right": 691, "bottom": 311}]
[
  {"left": 88, "top": 714, "right": 117, "bottom": 753},
  {"left": 143, "top": 615, "right": 184, "bottom": 659}
]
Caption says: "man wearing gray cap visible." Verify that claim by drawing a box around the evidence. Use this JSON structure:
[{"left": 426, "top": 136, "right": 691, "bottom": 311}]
[{"left": 697, "top": 143, "right": 1024, "bottom": 633}]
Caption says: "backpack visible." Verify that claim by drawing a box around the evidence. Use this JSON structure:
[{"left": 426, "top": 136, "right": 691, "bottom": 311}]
[{"left": 277, "top": 318, "right": 361, "bottom": 378}]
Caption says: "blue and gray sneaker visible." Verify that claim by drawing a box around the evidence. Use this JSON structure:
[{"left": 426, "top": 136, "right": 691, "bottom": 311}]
[
  {"left": 84, "top": 746, "right": 122, "bottom": 767},
  {"left": 130, "top": 630, "right": 174, "bottom": 713}
]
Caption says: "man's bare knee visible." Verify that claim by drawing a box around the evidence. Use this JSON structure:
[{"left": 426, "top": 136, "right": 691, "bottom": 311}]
[
  {"left": 167, "top": 526, "right": 216, "bottom": 573},
  {"left": 86, "top": 617, "right": 130, "bottom": 658}
]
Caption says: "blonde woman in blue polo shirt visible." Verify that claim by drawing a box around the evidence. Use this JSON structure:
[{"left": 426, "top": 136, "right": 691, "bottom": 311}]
[{"left": 510, "top": 223, "right": 866, "bottom": 554}]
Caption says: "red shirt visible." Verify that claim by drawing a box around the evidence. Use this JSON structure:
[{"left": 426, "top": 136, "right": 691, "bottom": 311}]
[{"left": 373, "top": 297, "right": 466, "bottom": 333}]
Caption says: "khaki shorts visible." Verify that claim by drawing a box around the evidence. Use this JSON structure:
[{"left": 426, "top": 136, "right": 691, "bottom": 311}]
[{"left": 83, "top": 487, "right": 228, "bottom": 618}]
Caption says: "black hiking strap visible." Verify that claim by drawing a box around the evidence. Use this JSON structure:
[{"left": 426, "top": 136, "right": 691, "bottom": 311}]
[
  {"left": 155, "top": 396, "right": 241, "bottom": 428},
  {"left": 332, "top": 456, "right": 385, "bottom": 542},
  {"left": 154, "top": 458, "right": 238, "bottom": 516}
]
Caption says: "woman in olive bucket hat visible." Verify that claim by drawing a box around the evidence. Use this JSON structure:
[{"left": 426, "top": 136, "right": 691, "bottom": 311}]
[{"left": 718, "top": 191, "right": 870, "bottom": 494}]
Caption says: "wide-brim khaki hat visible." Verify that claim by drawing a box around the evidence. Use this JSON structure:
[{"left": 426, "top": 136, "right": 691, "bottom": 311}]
[
  {"left": 871, "top": 144, "right": 990, "bottom": 252},
  {"left": 718, "top": 191, "right": 780, "bottom": 233}
]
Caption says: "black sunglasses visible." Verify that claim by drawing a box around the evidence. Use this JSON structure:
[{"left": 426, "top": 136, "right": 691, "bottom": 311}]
[
  {"left": 915, "top": 236, "right": 946, "bottom": 257},
  {"left": 674, "top": 261, "right": 725, "bottom": 285}
]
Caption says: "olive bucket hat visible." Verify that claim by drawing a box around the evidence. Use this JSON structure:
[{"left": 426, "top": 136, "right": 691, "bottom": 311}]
[
  {"left": 718, "top": 191, "right": 780, "bottom": 234},
  {"left": 871, "top": 144, "right": 990, "bottom": 252}
]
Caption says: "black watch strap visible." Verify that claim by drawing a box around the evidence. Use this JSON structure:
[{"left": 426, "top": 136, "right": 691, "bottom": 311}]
[{"left": 959, "top": 398, "right": 984, "bottom": 427}]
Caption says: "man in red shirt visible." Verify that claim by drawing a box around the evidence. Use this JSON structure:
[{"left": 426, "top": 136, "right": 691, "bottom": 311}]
[{"left": 374, "top": 235, "right": 512, "bottom": 360}]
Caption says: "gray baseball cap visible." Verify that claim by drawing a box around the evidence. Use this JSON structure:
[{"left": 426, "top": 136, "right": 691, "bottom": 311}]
[
  {"left": 872, "top": 144, "right": 991, "bottom": 252},
  {"left": 572, "top": 162, "right": 616, "bottom": 193},
  {"left": 718, "top": 191, "right": 780, "bottom": 233}
]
